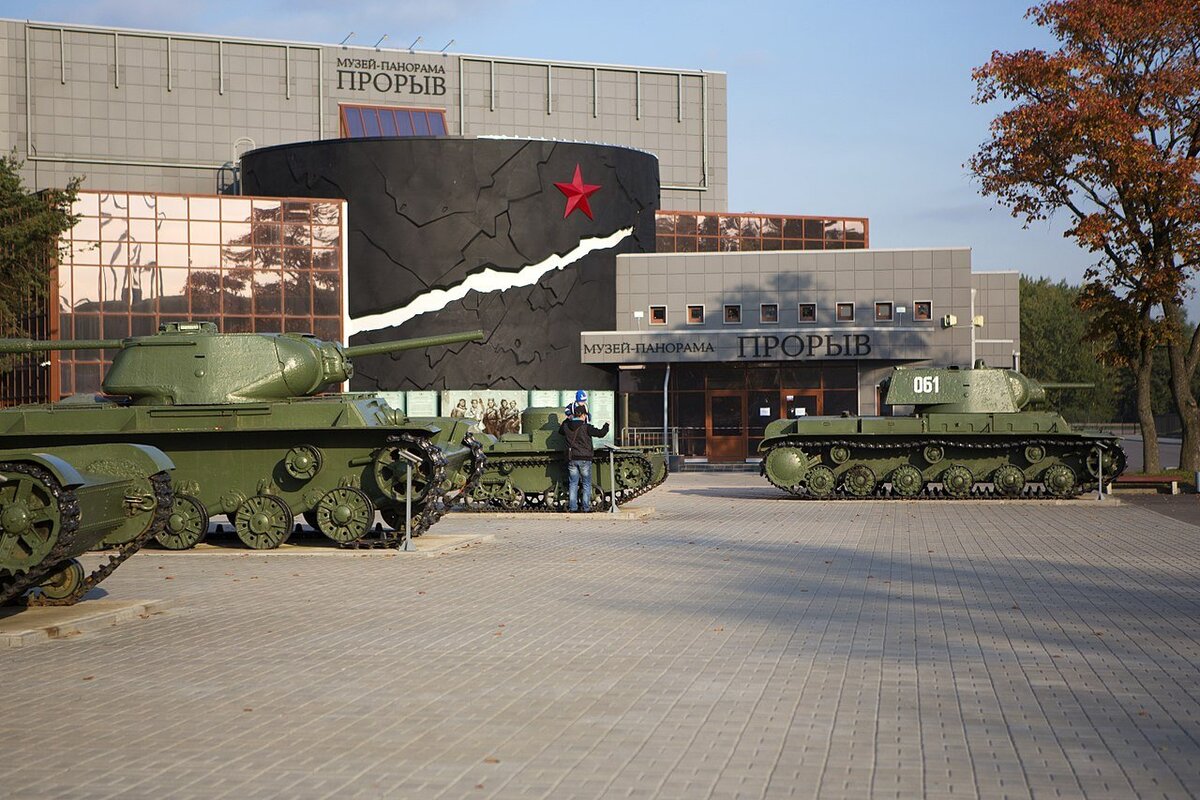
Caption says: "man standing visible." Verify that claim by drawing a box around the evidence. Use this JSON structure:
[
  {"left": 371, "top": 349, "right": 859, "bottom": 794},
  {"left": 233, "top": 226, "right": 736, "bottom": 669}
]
[{"left": 559, "top": 402, "right": 610, "bottom": 512}]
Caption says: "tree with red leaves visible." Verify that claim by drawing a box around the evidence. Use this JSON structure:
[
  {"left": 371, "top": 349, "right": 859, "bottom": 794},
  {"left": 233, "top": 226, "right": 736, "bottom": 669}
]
[{"left": 970, "top": 0, "right": 1200, "bottom": 472}]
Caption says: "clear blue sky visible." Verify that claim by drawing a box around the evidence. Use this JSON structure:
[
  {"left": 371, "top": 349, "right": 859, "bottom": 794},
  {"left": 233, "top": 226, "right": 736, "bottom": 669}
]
[{"left": 11, "top": 0, "right": 1097, "bottom": 288}]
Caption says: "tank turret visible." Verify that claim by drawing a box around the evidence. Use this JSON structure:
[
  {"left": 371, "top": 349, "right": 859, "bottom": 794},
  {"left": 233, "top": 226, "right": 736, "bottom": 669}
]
[
  {"left": 882, "top": 363, "right": 1091, "bottom": 414},
  {"left": 0, "top": 322, "right": 483, "bottom": 405}
]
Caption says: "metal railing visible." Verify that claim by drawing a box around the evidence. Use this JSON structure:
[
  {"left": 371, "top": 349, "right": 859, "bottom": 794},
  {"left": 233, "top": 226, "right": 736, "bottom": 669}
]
[{"left": 621, "top": 426, "right": 683, "bottom": 451}]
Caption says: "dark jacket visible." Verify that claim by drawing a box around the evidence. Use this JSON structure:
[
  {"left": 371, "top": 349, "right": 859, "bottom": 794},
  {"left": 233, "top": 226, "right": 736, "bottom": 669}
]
[{"left": 559, "top": 418, "right": 610, "bottom": 461}]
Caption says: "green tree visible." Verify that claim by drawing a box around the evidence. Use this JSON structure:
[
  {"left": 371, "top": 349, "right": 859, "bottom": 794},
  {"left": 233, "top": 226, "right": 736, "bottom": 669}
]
[
  {"left": 970, "top": 0, "right": 1200, "bottom": 471},
  {"left": 1020, "top": 276, "right": 1118, "bottom": 422},
  {"left": 0, "top": 151, "right": 81, "bottom": 336}
]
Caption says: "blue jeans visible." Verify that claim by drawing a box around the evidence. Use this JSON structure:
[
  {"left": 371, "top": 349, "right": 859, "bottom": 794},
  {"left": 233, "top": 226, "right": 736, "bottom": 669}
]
[{"left": 567, "top": 459, "right": 592, "bottom": 512}]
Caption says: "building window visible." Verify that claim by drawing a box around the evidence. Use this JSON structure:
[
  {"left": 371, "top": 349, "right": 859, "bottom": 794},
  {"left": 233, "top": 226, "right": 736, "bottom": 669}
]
[
  {"left": 724, "top": 304, "right": 742, "bottom": 324},
  {"left": 914, "top": 300, "right": 933, "bottom": 321},
  {"left": 875, "top": 301, "right": 893, "bottom": 322},
  {"left": 339, "top": 104, "right": 449, "bottom": 138},
  {"left": 760, "top": 303, "right": 779, "bottom": 324},
  {"left": 798, "top": 303, "right": 817, "bottom": 323},
  {"left": 649, "top": 305, "right": 667, "bottom": 325},
  {"left": 687, "top": 305, "right": 704, "bottom": 324},
  {"left": 836, "top": 302, "right": 855, "bottom": 322}
]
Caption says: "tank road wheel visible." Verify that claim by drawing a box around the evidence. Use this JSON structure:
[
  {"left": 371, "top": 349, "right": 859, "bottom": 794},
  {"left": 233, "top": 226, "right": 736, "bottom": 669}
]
[
  {"left": 0, "top": 465, "right": 64, "bottom": 573},
  {"left": 841, "top": 464, "right": 878, "bottom": 497},
  {"left": 889, "top": 465, "right": 924, "bottom": 498},
  {"left": 1024, "top": 445, "right": 1046, "bottom": 465},
  {"left": 923, "top": 444, "right": 945, "bottom": 465},
  {"left": 1042, "top": 464, "right": 1078, "bottom": 498},
  {"left": 156, "top": 494, "right": 209, "bottom": 550},
  {"left": 941, "top": 464, "right": 974, "bottom": 498},
  {"left": 34, "top": 559, "right": 86, "bottom": 602},
  {"left": 494, "top": 483, "right": 526, "bottom": 510},
  {"left": 804, "top": 466, "right": 836, "bottom": 498},
  {"left": 592, "top": 486, "right": 609, "bottom": 511},
  {"left": 314, "top": 487, "right": 375, "bottom": 544},
  {"left": 234, "top": 495, "right": 294, "bottom": 550},
  {"left": 991, "top": 465, "right": 1026, "bottom": 497},
  {"left": 828, "top": 445, "right": 851, "bottom": 465},
  {"left": 381, "top": 507, "right": 406, "bottom": 533}
]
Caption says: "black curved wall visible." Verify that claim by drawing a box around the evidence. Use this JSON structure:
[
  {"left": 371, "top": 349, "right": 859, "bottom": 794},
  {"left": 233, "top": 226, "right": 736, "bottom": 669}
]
[{"left": 241, "top": 137, "right": 658, "bottom": 391}]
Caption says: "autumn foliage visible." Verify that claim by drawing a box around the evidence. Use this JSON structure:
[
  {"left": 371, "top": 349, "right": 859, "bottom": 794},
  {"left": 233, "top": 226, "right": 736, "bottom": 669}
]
[{"left": 970, "top": 0, "right": 1200, "bottom": 471}]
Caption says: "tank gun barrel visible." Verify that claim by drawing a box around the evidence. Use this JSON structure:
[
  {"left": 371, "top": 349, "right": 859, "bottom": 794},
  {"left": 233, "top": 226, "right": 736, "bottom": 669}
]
[
  {"left": 0, "top": 337, "right": 124, "bottom": 353},
  {"left": 1039, "top": 382, "right": 1095, "bottom": 390},
  {"left": 343, "top": 330, "right": 484, "bottom": 358}
]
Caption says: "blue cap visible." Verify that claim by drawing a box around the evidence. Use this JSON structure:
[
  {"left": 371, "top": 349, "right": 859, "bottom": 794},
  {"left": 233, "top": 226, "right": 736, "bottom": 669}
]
[{"left": 575, "top": 390, "right": 588, "bottom": 403}]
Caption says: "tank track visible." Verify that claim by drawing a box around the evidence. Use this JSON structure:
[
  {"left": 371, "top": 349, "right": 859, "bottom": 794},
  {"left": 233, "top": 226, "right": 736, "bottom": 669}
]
[
  {"left": 762, "top": 436, "right": 1125, "bottom": 500},
  {"left": 457, "top": 450, "right": 668, "bottom": 512},
  {"left": 340, "top": 434, "right": 450, "bottom": 549},
  {"left": 448, "top": 430, "right": 487, "bottom": 503},
  {"left": 1, "top": 467, "right": 171, "bottom": 606}
]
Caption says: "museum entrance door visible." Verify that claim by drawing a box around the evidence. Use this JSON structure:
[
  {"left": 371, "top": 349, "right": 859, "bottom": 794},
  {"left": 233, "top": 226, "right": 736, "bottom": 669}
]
[{"left": 707, "top": 390, "right": 746, "bottom": 462}]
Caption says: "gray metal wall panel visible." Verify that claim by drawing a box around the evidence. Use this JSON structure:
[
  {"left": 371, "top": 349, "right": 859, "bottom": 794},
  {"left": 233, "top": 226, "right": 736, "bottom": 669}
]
[{"left": 3, "top": 20, "right": 726, "bottom": 210}]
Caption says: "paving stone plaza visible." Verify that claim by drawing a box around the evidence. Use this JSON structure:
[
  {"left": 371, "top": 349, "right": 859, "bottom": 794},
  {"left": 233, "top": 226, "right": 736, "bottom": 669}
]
[{"left": 3, "top": 473, "right": 1199, "bottom": 799}]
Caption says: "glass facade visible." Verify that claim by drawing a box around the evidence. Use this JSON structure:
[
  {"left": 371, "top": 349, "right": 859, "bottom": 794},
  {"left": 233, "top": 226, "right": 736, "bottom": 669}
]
[
  {"left": 53, "top": 191, "right": 345, "bottom": 398},
  {"left": 655, "top": 211, "right": 868, "bottom": 253},
  {"left": 339, "top": 104, "right": 449, "bottom": 137}
]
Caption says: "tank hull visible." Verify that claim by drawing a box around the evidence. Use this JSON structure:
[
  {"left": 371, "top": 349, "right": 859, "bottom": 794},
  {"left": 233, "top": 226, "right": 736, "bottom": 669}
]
[
  {"left": 0, "top": 444, "right": 173, "bottom": 605},
  {"left": 0, "top": 396, "right": 471, "bottom": 549},
  {"left": 759, "top": 413, "right": 1125, "bottom": 499}
]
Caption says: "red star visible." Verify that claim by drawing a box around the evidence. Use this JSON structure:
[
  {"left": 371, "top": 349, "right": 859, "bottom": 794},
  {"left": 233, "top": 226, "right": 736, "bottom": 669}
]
[{"left": 554, "top": 165, "right": 601, "bottom": 220}]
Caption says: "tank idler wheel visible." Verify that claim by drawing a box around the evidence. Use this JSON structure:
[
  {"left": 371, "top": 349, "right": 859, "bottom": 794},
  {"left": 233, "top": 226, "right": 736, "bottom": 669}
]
[
  {"left": 1025, "top": 445, "right": 1046, "bottom": 465},
  {"left": 941, "top": 464, "right": 974, "bottom": 498},
  {"left": 0, "top": 466, "right": 63, "bottom": 573},
  {"left": 314, "top": 487, "right": 375, "bottom": 544},
  {"left": 841, "top": 464, "right": 877, "bottom": 497},
  {"left": 828, "top": 445, "right": 851, "bottom": 465},
  {"left": 156, "top": 494, "right": 209, "bottom": 550},
  {"left": 804, "top": 466, "right": 836, "bottom": 498},
  {"left": 889, "top": 465, "right": 924, "bottom": 498},
  {"left": 373, "top": 444, "right": 431, "bottom": 503},
  {"left": 923, "top": 445, "right": 945, "bottom": 465},
  {"left": 234, "top": 495, "right": 294, "bottom": 550},
  {"left": 1042, "top": 464, "right": 1078, "bottom": 498},
  {"left": 991, "top": 465, "right": 1026, "bottom": 497},
  {"left": 35, "top": 559, "right": 86, "bottom": 602},
  {"left": 765, "top": 446, "right": 811, "bottom": 488}
]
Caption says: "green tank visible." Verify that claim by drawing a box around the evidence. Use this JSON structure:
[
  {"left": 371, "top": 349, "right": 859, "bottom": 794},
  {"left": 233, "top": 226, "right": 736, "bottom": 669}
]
[
  {"left": 463, "top": 407, "right": 668, "bottom": 510},
  {"left": 759, "top": 363, "right": 1126, "bottom": 499},
  {"left": 1, "top": 444, "right": 173, "bottom": 606},
  {"left": 0, "top": 322, "right": 484, "bottom": 550}
]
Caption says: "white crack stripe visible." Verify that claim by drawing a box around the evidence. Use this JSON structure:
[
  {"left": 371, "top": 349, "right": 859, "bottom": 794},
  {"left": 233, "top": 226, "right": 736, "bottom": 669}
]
[{"left": 346, "top": 227, "right": 634, "bottom": 336}]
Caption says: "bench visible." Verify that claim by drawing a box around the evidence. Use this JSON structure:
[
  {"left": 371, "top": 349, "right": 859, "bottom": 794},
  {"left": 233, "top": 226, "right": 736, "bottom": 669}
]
[{"left": 1112, "top": 475, "right": 1182, "bottom": 495}]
